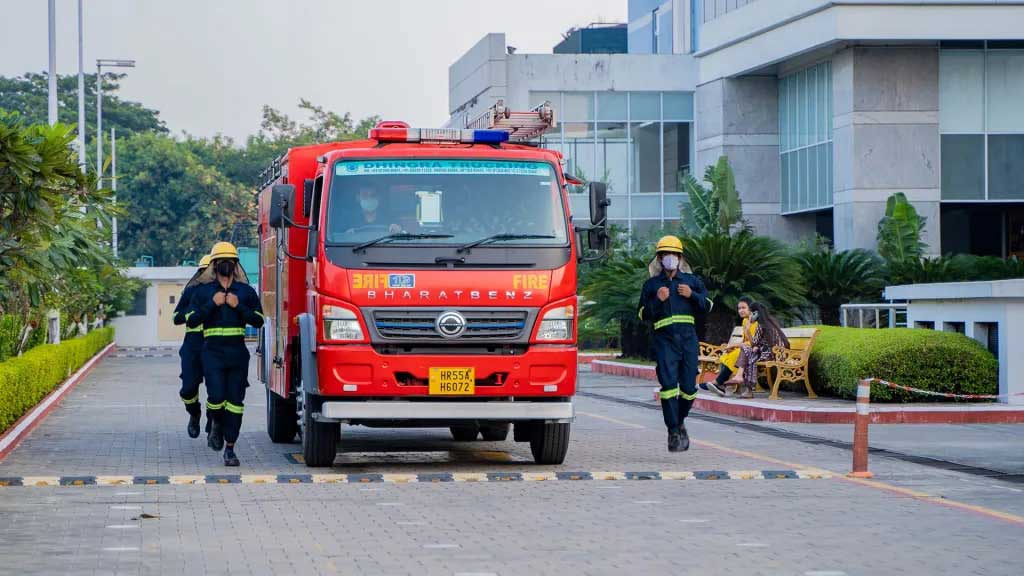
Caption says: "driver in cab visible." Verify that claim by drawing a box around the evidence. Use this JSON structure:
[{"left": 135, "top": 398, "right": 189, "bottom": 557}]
[{"left": 345, "top": 184, "right": 401, "bottom": 234}]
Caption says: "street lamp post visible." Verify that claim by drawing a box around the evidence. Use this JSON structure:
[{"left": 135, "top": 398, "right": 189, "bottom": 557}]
[
  {"left": 77, "top": 0, "right": 86, "bottom": 172},
  {"left": 47, "top": 0, "right": 57, "bottom": 125},
  {"left": 111, "top": 126, "right": 118, "bottom": 258},
  {"left": 95, "top": 59, "right": 135, "bottom": 185}
]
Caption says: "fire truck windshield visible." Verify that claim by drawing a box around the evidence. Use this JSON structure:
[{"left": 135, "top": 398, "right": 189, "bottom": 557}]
[{"left": 325, "top": 159, "right": 568, "bottom": 247}]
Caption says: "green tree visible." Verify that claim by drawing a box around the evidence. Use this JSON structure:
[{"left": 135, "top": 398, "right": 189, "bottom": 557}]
[
  {"left": 796, "top": 240, "right": 885, "bottom": 325},
  {"left": 876, "top": 192, "right": 926, "bottom": 264},
  {"left": 681, "top": 156, "right": 743, "bottom": 236},
  {"left": 116, "top": 132, "right": 252, "bottom": 266},
  {"left": 0, "top": 72, "right": 167, "bottom": 143}
]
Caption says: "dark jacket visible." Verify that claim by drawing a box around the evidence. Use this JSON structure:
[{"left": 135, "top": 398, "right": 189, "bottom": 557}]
[
  {"left": 637, "top": 271, "right": 710, "bottom": 336},
  {"left": 185, "top": 280, "right": 264, "bottom": 354}
]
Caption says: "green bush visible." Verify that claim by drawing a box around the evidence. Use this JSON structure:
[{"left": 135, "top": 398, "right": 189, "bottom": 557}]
[
  {"left": 808, "top": 326, "right": 998, "bottom": 402},
  {"left": 0, "top": 327, "right": 113, "bottom": 432}
]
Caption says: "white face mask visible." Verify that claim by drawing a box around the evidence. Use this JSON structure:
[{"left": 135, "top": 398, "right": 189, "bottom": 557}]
[
  {"left": 661, "top": 254, "right": 680, "bottom": 271},
  {"left": 360, "top": 197, "right": 379, "bottom": 213}
]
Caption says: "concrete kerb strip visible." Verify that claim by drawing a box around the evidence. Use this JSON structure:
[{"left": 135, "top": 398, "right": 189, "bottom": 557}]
[
  {"left": 0, "top": 342, "right": 116, "bottom": 462},
  {"left": 0, "top": 470, "right": 830, "bottom": 488}
]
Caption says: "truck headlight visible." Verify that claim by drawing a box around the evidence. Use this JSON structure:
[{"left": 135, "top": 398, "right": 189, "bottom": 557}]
[
  {"left": 536, "top": 304, "right": 574, "bottom": 341},
  {"left": 323, "top": 305, "right": 364, "bottom": 341}
]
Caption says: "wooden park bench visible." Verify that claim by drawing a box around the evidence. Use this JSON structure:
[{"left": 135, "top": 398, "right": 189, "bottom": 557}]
[{"left": 698, "top": 327, "right": 820, "bottom": 400}]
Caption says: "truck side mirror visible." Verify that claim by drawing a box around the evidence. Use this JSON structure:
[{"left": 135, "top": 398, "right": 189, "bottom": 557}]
[
  {"left": 589, "top": 182, "right": 609, "bottom": 226},
  {"left": 574, "top": 225, "right": 609, "bottom": 263},
  {"left": 302, "top": 179, "right": 314, "bottom": 219},
  {"left": 269, "top": 184, "right": 294, "bottom": 229}
]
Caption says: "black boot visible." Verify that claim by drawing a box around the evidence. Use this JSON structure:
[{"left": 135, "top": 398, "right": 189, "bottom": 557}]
[
  {"left": 223, "top": 445, "right": 239, "bottom": 467},
  {"left": 667, "top": 430, "right": 682, "bottom": 452},
  {"left": 678, "top": 424, "right": 690, "bottom": 451},
  {"left": 208, "top": 419, "right": 224, "bottom": 451},
  {"left": 187, "top": 412, "right": 201, "bottom": 439}
]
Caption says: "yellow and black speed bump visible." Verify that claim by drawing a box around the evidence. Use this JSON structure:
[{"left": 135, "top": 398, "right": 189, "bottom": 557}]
[{"left": 0, "top": 469, "right": 832, "bottom": 487}]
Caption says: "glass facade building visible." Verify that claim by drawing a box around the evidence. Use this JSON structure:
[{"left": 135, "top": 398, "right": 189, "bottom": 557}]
[
  {"left": 529, "top": 91, "right": 695, "bottom": 238},
  {"left": 779, "top": 61, "right": 833, "bottom": 215}
]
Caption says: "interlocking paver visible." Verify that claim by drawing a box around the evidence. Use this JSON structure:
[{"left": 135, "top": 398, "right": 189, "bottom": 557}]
[{"left": 0, "top": 354, "right": 1021, "bottom": 575}]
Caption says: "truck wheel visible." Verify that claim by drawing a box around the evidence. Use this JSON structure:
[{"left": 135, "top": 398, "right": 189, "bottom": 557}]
[
  {"left": 480, "top": 423, "right": 510, "bottom": 441},
  {"left": 301, "top": 391, "right": 338, "bottom": 467},
  {"left": 450, "top": 424, "right": 480, "bottom": 441},
  {"left": 266, "top": 388, "right": 298, "bottom": 443},
  {"left": 530, "top": 422, "right": 570, "bottom": 465}
]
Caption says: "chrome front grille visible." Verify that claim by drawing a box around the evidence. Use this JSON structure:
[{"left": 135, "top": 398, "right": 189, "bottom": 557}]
[{"left": 371, "top": 309, "right": 530, "bottom": 341}]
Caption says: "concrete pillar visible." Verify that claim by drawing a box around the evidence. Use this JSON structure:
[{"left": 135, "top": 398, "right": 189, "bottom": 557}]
[
  {"left": 696, "top": 76, "right": 815, "bottom": 242},
  {"left": 832, "top": 47, "right": 941, "bottom": 254}
]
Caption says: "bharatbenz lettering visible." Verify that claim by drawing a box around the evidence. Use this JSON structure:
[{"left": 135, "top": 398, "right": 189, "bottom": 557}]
[{"left": 257, "top": 109, "right": 609, "bottom": 467}]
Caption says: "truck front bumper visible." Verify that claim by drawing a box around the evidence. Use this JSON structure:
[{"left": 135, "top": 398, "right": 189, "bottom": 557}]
[{"left": 319, "top": 400, "right": 573, "bottom": 422}]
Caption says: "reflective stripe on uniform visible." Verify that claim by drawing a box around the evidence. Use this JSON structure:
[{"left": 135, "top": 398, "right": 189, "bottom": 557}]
[
  {"left": 680, "top": 390, "right": 698, "bottom": 401},
  {"left": 653, "top": 314, "right": 695, "bottom": 330},
  {"left": 185, "top": 325, "right": 203, "bottom": 333},
  {"left": 181, "top": 395, "right": 199, "bottom": 405},
  {"left": 224, "top": 402, "right": 244, "bottom": 415},
  {"left": 185, "top": 310, "right": 194, "bottom": 320},
  {"left": 254, "top": 311, "right": 264, "bottom": 319},
  {"left": 207, "top": 400, "right": 225, "bottom": 410},
  {"left": 659, "top": 388, "right": 680, "bottom": 400},
  {"left": 637, "top": 306, "right": 644, "bottom": 321},
  {"left": 204, "top": 327, "right": 246, "bottom": 337}
]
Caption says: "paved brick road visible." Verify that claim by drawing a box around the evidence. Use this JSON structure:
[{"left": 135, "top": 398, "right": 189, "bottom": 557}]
[{"left": 0, "top": 355, "right": 1021, "bottom": 575}]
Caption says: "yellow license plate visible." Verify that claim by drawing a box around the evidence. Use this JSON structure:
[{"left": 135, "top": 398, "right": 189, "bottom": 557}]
[{"left": 428, "top": 367, "right": 475, "bottom": 395}]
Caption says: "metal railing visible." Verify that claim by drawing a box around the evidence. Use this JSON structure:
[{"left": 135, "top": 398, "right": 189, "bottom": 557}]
[{"left": 840, "top": 302, "right": 908, "bottom": 329}]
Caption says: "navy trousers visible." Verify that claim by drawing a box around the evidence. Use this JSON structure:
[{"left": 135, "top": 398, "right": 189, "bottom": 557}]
[
  {"left": 202, "top": 345, "right": 249, "bottom": 444},
  {"left": 653, "top": 328, "right": 699, "bottom": 432}
]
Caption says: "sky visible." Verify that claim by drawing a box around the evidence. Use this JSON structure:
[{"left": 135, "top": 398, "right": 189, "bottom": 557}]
[{"left": 0, "top": 0, "right": 626, "bottom": 141}]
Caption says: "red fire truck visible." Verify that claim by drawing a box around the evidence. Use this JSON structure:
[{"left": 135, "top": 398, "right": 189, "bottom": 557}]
[{"left": 256, "top": 103, "right": 609, "bottom": 466}]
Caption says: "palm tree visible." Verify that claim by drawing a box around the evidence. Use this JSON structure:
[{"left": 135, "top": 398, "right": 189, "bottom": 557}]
[
  {"left": 796, "top": 244, "right": 885, "bottom": 325},
  {"left": 683, "top": 230, "right": 807, "bottom": 343},
  {"left": 580, "top": 249, "right": 653, "bottom": 358}
]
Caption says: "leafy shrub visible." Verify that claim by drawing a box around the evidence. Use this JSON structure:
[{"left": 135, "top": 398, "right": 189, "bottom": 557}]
[
  {"left": 808, "top": 326, "right": 998, "bottom": 402},
  {"left": 0, "top": 327, "right": 113, "bottom": 432}
]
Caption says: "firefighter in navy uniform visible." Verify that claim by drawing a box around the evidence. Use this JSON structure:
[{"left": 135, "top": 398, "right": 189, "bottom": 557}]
[
  {"left": 173, "top": 254, "right": 212, "bottom": 438},
  {"left": 185, "top": 242, "right": 264, "bottom": 466},
  {"left": 637, "top": 235, "right": 711, "bottom": 452}
]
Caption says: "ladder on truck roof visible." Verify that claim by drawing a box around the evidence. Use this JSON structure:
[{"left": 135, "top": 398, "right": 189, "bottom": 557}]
[{"left": 465, "top": 100, "right": 556, "bottom": 143}]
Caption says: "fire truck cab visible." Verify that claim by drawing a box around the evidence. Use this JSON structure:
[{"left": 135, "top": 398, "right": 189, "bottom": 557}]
[{"left": 257, "top": 103, "right": 609, "bottom": 466}]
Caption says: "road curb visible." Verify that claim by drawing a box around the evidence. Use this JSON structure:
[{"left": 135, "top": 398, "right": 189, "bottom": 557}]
[
  {"left": 0, "top": 343, "right": 115, "bottom": 462},
  {"left": 590, "top": 359, "right": 1024, "bottom": 424}
]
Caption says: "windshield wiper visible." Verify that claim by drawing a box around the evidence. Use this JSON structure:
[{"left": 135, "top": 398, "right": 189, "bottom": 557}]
[
  {"left": 352, "top": 233, "right": 454, "bottom": 253},
  {"left": 456, "top": 234, "right": 556, "bottom": 254}
]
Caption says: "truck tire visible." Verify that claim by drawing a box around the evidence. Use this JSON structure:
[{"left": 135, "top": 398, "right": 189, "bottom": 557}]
[
  {"left": 480, "top": 423, "right": 510, "bottom": 441},
  {"left": 450, "top": 424, "right": 480, "bottom": 441},
  {"left": 301, "top": 391, "right": 338, "bottom": 467},
  {"left": 266, "top": 388, "right": 297, "bottom": 443},
  {"left": 530, "top": 422, "right": 570, "bottom": 465}
]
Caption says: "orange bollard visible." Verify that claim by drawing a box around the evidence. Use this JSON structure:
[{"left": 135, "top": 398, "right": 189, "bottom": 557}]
[{"left": 848, "top": 378, "right": 873, "bottom": 478}]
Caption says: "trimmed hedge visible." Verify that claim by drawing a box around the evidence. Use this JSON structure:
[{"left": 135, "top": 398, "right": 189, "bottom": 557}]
[
  {"left": 807, "top": 326, "right": 998, "bottom": 402},
  {"left": 0, "top": 327, "right": 113, "bottom": 433}
]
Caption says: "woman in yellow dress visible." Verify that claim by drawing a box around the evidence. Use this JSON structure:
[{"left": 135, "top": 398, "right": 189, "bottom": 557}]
[{"left": 703, "top": 297, "right": 754, "bottom": 397}]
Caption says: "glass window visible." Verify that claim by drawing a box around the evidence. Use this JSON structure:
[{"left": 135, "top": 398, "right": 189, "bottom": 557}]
[
  {"left": 597, "top": 93, "right": 627, "bottom": 121},
  {"left": 663, "top": 123, "right": 691, "bottom": 192},
  {"left": 986, "top": 50, "right": 1024, "bottom": 132},
  {"left": 988, "top": 135, "right": 1024, "bottom": 200},
  {"left": 663, "top": 93, "right": 694, "bottom": 121},
  {"left": 939, "top": 50, "right": 984, "bottom": 132},
  {"left": 780, "top": 62, "right": 833, "bottom": 214},
  {"left": 529, "top": 91, "right": 561, "bottom": 110},
  {"left": 631, "top": 194, "right": 662, "bottom": 219},
  {"left": 631, "top": 122, "right": 661, "bottom": 194},
  {"left": 606, "top": 195, "right": 629, "bottom": 219},
  {"left": 563, "top": 92, "right": 594, "bottom": 122},
  {"left": 663, "top": 194, "right": 687, "bottom": 220},
  {"left": 326, "top": 160, "right": 567, "bottom": 245},
  {"left": 563, "top": 122, "right": 595, "bottom": 183},
  {"left": 632, "top": 219, "right": 666, "bottom": 241},
  {"left": 595, "top": 123, "right": 629, "bottom": 195},
  {"left": 941, "top": 135, "right": 985, "bottom": 200},
  {"left": 630, "top": 92, "right": 660, "bottom": 121}
]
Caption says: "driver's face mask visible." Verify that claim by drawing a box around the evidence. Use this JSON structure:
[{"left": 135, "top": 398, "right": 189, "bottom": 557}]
[
  {"left": 661, "top": 254, "right": 680, "bottom": 271},
  {"left": 360, "top": 197, "right": 379, "bottom": 213}
]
